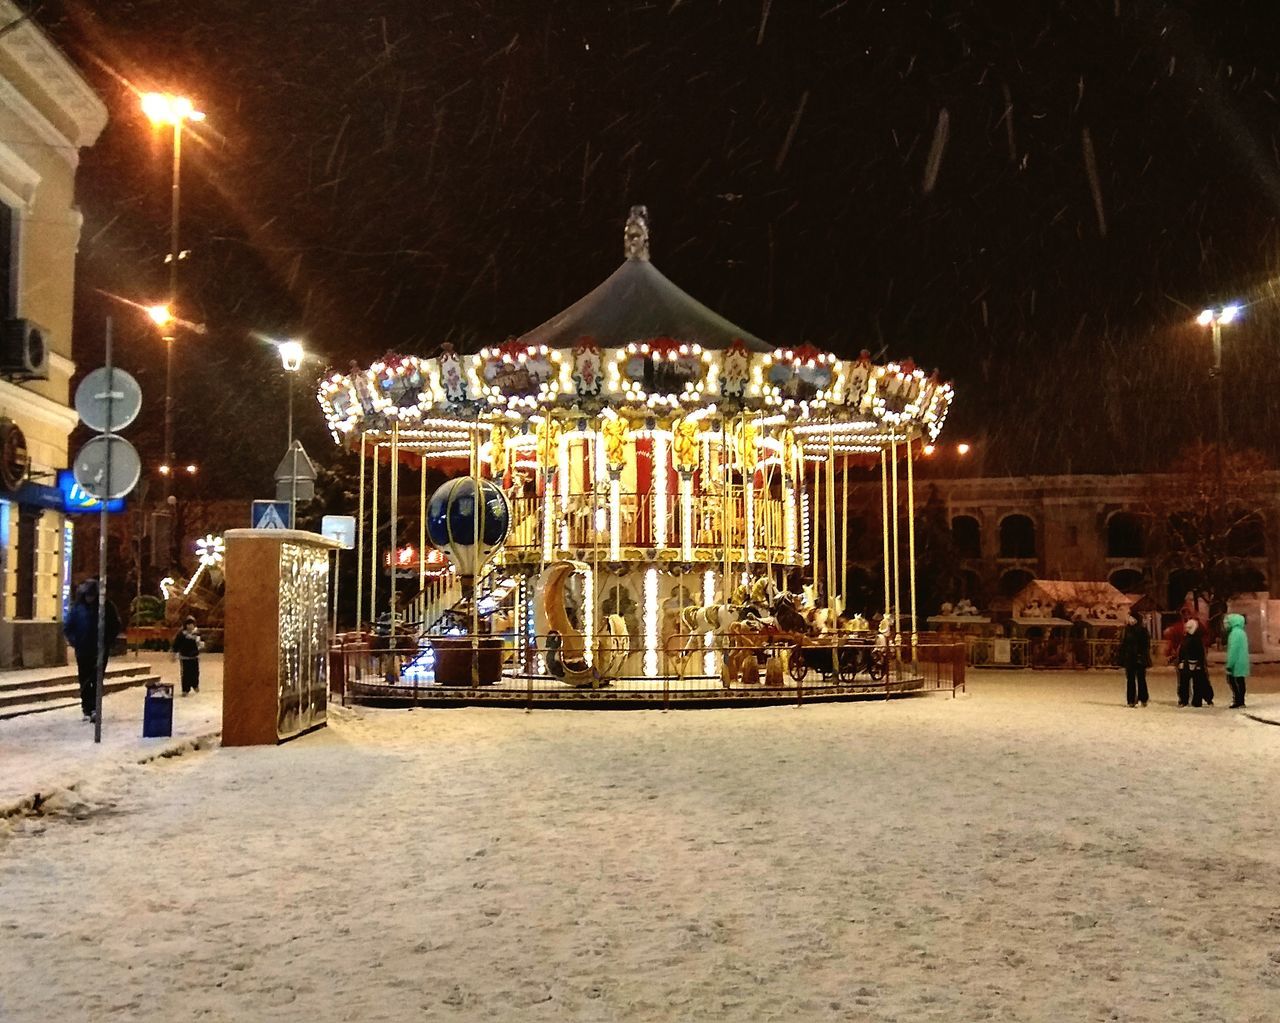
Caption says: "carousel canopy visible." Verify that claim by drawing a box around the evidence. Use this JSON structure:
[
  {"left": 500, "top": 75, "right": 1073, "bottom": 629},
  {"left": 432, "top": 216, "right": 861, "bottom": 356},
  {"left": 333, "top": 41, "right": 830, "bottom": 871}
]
[
  {"left": 317, "top": 207, "right": 954, "bottom": 452},
  {"left": 517, "top": 207, "right": 769, "bottom": 353}
]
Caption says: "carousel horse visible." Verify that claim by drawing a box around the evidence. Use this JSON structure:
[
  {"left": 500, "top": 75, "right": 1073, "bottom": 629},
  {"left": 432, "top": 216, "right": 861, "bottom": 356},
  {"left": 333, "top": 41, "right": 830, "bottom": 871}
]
[{"left": 536, "top": 561, "right": 628, "bottom": 688}]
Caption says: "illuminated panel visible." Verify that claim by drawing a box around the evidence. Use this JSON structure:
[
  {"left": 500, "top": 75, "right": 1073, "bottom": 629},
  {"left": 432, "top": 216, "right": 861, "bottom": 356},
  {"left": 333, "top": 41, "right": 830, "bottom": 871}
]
[
  {"left": 644, "top": 567, "right": 659, "bottom": 677},
  {"left": 654, "top": 434, "right": 668, "bottom": 549},
  {"left": 703, "top": 568, "right": 716, "bottom": 677}
]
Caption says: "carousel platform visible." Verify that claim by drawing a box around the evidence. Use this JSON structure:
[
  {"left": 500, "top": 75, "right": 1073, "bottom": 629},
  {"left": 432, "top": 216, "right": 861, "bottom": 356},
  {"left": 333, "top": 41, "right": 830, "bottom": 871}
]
[{"left": 344, "top": 670, "right": 954, "bottom": 710}]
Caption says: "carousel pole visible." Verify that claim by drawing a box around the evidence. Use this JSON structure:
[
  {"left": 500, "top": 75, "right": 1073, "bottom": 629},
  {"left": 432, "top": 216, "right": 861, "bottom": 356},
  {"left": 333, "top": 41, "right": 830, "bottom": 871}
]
[
  {"left": 720, "top": 417, "right": 730, "bottom": 601},
  {"left": 880, "top": 446, "right": 892, "bottom": 631},
  {"left": 890, "top": 432, "right": 902, "bottom": 644},
  {"left": 471, "top": 425, "right": 482, "bottom": 687},
  {"left": 356, "top": 432, "right": 366, "bottom": 630},
  {"left": 389, "top": 420, "right": 400, "bottom": 644},
  {"left": 825, "top": 424, "right": 837, "bottom": 615},
  {"left": 591, "top": 420, "right": 602, "bottom": 665},
  {"left": 812, "top": 444, "right": 821, "bottom": 599},
  {"left": 369, "top": 443, "right": 380, "bottom": 628},
  {"left": 418, "top": 445, "right": 427, "bottom": 624},
  {"left": 906, "top": 428, "right": 919, "bottom": 662},
  {"left": 841, "top": 451, "right": 850, "bottom": 611}
]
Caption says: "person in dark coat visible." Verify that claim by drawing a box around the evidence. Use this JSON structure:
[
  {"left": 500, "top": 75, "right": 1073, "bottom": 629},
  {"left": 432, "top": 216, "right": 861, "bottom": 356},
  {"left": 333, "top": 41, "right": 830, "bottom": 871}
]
[
  {"left": 1177, "top": 618, "right": 1213, "bottom": 708},
  {"left": 171, "top": 615, "right": 204, "bottom": 695},
  {"left": 1118, "top": 612, "right": 1151, "bottom": 707},
  {"left": 62, "top": 579, "right": 122, "bottom": 722}
]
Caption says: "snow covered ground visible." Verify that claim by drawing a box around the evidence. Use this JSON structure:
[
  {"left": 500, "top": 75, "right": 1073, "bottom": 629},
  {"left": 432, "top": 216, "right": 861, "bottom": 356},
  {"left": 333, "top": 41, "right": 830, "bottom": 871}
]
[
  {"left": 1, "top": 666, "right": 1277, "bottom": 1022},
  {"left": 0, "top": 656, "right": 223, "bottom": 815}
]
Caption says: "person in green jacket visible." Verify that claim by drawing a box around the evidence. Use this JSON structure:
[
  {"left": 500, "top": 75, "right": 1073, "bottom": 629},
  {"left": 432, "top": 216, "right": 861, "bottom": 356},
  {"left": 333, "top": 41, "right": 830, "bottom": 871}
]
[{"left": 1224, "top": 612, "right": 1250, "bottom": 709}]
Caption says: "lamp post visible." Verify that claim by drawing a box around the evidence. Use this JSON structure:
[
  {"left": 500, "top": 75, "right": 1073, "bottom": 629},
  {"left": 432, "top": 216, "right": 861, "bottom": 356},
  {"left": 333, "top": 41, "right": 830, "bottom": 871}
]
[
  {"left": 141, "top": 92, "right": 204, "bottom": 502},
  {"left": 1197, "top": 303, "right": 1240, "bottom": 499},
  {"left": 279, "top": 340, "right": 305, "bottom": 526}
]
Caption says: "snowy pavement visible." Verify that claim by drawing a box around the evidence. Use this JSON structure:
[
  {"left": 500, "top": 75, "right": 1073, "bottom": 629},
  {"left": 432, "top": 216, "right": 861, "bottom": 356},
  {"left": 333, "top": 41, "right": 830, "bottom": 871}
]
[
  {"left": 1, "top": 665, "right": 1278, "bottom": 1022},
  {"left": 0, "top": 655, "right": 223, "bottom": 816}
]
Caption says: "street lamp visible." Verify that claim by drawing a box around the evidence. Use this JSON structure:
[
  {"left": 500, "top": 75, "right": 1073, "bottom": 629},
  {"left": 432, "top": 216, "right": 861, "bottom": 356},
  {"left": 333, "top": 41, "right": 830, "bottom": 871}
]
[
  {"left": 141, "top": 92, "right": 204, "bottom": 502},
  {"left": 1197, "top": 303, "right": 1241, "bottom": 496},
  {"left": 279, "top": 340, "right": 306, "bottom": 526}
]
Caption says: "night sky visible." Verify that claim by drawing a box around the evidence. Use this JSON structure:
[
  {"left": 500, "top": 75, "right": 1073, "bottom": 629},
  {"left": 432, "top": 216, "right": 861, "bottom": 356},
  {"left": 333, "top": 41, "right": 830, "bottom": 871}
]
[{"left": 37, "top": 1, "right": 1280, "bottom": 492}]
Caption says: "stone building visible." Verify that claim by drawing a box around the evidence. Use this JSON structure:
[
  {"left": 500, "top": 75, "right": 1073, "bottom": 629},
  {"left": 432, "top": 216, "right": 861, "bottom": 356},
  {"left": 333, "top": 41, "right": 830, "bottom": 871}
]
[
  {"left": 0, "top": 3, "right": 107, "bottom": 667},
  {"left": 845, "top": 472, "right": 1279, "bottom": 614}
]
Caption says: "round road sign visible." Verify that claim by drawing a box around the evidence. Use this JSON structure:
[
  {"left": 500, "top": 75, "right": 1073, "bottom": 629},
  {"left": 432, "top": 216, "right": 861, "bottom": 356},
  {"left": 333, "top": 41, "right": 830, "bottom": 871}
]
[
  {"left": 75, "top": 367, "right": 142, "bottom": 433},
  {"left": 73, "top": 435, "right": 141, "bottom": 501}
]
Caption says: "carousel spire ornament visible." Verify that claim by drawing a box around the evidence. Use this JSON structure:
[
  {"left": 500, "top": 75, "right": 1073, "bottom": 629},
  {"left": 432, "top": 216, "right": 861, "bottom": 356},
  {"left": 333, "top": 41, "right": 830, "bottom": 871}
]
[{"left": 623, "top": 205, "right": 650, "bottom": 262}]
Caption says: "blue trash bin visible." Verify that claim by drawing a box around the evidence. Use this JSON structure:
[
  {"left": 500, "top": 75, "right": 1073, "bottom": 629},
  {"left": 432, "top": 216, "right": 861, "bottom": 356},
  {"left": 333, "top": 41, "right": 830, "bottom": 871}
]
[{"left": 142, "top": 682, "right": 174, "bottom": 738}]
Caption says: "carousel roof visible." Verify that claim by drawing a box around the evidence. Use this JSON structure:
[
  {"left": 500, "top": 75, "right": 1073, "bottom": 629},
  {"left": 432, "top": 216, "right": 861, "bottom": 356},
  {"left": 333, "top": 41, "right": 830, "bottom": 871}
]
[
  {"left": 317, "top": 207, "right": 955, "bottom": 452},
  {"left": 517, "top": 208, "right": 768, "bottom": 353}
]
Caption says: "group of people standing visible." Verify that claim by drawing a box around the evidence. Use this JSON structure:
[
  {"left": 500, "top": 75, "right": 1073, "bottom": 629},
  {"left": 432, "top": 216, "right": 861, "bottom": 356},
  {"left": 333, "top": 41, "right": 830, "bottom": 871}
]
[{"left": 1118, "top": 611, "right": 1250, "bottom": 709}]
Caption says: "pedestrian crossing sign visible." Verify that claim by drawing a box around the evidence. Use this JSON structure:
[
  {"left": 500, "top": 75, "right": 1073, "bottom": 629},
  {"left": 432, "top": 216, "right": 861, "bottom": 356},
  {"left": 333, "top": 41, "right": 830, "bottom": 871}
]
[{"left": 251, "top": 500, "right": 292, "bottom": 530}]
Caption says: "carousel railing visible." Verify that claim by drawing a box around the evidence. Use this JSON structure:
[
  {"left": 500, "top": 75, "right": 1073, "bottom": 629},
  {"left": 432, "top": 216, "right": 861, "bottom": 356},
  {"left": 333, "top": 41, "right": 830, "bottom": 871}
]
[
  {"left": 332, "top": 630, "right": 965, "bottom": 706},
  {"left": 502, "top": 491, "right": 793, "bottom": 557}
]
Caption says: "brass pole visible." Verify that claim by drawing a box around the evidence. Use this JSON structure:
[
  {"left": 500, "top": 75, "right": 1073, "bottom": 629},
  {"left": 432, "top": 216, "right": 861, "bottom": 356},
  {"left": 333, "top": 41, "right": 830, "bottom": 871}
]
[
  {"left": 369, "top": 442, "right": 379, "bottom": 628},
  {"left": 890, "top": 433, "right": 902, "bottom": 643},
  {"left": 906, "top": 429, "right": 919, "bottom": 662},
  {"left": 841, "top": 449, "right": 850, "bottom": 611},
  {"left": 356, "top": 432, "right": 366, "bottom": 631},
  {"left": 389, "top": 420, "right": 400, "bottom": 643},
  {"left": 826, "top": 424, "right": 836, "bottom": 615},
  {"left": 419, "top": 444, "right": 427, "bottom": 624},
  {"left": 880, "top": 446, "right": 891, "bottom": 624}
]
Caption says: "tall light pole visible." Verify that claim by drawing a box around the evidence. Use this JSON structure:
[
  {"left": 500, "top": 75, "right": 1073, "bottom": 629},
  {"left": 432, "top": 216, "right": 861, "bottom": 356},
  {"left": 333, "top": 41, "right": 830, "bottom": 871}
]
[
  {"left": 279, "top": 340, "right": 305, "bottom": 527},
  {"left": 141, "top": 92, "right": 204, "bottom": 501},
  {"left": 1197, "top": 303, "right": 1240, "bottom": 500}
]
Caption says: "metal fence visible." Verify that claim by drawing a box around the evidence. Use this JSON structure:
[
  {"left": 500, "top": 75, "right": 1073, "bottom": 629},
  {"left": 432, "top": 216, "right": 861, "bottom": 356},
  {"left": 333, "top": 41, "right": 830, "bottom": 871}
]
[
  {"left": 962, "top": 635, "right": 1163, "bottom": 670},
  {"left": 329, "top": 631, "right": 965, "bottom": 709}
]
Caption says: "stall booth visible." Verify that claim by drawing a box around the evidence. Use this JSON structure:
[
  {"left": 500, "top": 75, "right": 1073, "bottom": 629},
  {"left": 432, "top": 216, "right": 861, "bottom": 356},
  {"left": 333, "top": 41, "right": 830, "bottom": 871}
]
[
  {"left": 318, "top": 209, "right": 965, "bottom": 705},
  {"left": 1011, "top": 580, "right": 1133, "bottom": 670}
]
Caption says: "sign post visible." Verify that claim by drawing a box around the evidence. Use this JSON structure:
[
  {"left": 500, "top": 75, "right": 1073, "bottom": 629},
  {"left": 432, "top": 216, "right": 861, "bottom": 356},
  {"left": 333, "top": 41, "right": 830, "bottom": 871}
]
[{"left": 73, "top": 318, "right": 143, "bottom": 743}]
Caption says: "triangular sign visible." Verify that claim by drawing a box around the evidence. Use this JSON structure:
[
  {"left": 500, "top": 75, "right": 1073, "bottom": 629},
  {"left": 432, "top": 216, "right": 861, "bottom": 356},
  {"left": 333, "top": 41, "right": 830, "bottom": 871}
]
[
  {"left": 255, "top": 504, "right": 289, "bottom": 529},
  {"left": 274, "top": 441, "right": 317, "bottom": 482}
]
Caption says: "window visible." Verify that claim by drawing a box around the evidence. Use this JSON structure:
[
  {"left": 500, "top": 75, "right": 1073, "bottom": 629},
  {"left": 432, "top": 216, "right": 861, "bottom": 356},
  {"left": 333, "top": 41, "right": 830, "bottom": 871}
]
[
  {"left": 999, "top": 514, "right": 1036, "bottom": 559},
  {"left": 1107, "top": 512, "right": 1145, "bottom": 558},
  {"left": 999, "top": 568, "right": 1035, "bottom": 598},
  {"left": 15, "top": 506, "right": 38, "bottom": 619},
  {"left": 951, "top": 515, "right": 981, "bottom": 558},
  {"left": 1109, "top": 568, "right": 1144, "bottom": 593}
]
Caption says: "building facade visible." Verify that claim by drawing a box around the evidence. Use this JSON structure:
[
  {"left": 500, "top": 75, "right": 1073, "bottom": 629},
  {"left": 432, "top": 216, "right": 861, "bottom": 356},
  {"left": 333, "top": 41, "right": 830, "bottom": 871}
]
[
  {"left": 846, "top": 472, "right": 1280, "bottom": 615},
  {"left": 0, "top": 4, "right": 107, "bottom": 667}
]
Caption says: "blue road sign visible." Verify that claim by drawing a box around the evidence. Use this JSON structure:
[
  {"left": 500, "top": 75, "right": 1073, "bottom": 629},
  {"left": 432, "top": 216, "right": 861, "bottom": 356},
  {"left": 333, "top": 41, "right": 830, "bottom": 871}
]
[{"left": 252, "top": 500, "right": 292, "bottom": 530}]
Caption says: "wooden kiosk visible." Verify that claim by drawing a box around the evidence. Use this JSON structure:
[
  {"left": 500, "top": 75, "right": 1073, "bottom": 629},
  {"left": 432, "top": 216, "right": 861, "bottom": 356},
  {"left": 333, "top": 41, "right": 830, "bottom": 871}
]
[{"left": 223, "top": 528, "right": 339, "bottom": 746}]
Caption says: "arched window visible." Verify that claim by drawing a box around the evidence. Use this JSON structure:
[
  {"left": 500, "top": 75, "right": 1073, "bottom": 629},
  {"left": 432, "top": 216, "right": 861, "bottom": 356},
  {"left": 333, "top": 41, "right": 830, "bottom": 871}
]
[
  {"left": 951, "top": 515, "right": 981, "bottom": 559},
  {"left": 1107, "top": 512, "right": 1145, "bottom": 558},
  {"left": 999, "top": 515, "right": 1036, "bottom": 559},
  {"left": 1228, "top": 512, "right": 1266, "bottom": 557},
  {"left": 999, "top": 568, "right": 1035, "bottom": 598},
  {"left": 1109, "top": 568, "right": 1144, "bottom": 594}
]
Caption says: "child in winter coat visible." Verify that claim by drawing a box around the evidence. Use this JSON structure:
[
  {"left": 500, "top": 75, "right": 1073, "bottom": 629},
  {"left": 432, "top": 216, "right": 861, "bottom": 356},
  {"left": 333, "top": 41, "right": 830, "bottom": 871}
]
[
  {"left": 172, "top": 616, "right": 205, "bottom": 695},
  {"left": 1224, "top": 612, "right": 1250, "bottom": 709}
]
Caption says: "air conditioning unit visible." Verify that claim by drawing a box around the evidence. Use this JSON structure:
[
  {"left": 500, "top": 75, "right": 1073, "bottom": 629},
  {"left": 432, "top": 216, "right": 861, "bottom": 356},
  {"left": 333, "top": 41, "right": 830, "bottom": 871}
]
[{"left": 0, "top": 319, "right": 50, "bottom": 381}]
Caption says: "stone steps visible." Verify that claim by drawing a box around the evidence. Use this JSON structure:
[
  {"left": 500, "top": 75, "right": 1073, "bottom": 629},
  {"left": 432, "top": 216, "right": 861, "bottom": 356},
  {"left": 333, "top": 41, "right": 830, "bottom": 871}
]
[{"left": 0, "top": 664, "right": 159, "bottom": 720}]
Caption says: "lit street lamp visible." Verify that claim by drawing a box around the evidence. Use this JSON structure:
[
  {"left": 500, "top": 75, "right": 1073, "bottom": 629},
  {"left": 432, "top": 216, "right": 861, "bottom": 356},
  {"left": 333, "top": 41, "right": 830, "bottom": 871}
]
[
  {"left": 279, "top": 339, "right": 306, "bottom": 526},
  {"left": 1197, "top": 303, "right": 1240, "bottom": 497},
  {"left": 141, "top": 92, "right": 205, "bottom": 503}
]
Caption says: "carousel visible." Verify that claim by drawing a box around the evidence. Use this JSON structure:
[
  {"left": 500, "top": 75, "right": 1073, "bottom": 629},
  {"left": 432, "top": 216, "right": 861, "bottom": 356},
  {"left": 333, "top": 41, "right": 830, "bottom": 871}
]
[{"left": 320, "top": 208, "right": 961, "bottom": 705}]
